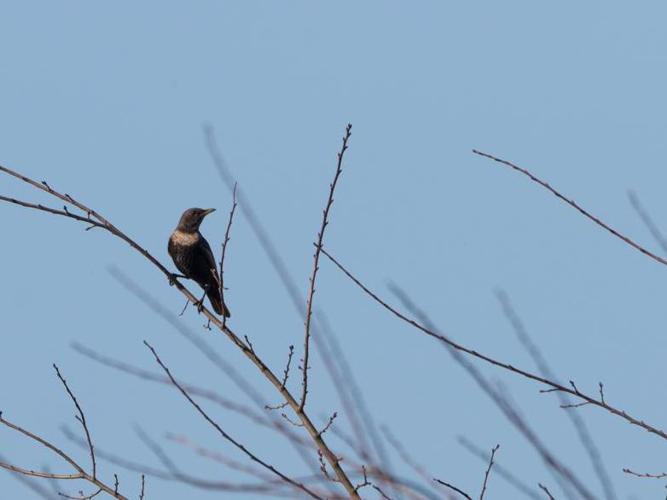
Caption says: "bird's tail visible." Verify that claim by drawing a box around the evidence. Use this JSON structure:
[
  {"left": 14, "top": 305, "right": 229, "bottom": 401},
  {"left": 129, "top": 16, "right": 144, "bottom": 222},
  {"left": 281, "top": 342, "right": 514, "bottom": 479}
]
[{"left": 207, "top": 287, "right": 231, "bottom": 318}]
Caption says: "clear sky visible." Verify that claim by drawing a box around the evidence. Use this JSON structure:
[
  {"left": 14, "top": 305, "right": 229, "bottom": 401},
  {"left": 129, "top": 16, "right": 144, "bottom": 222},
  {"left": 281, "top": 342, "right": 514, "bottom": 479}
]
[{"left": 2, "top": 2, "right": 667, "bottom": 499}]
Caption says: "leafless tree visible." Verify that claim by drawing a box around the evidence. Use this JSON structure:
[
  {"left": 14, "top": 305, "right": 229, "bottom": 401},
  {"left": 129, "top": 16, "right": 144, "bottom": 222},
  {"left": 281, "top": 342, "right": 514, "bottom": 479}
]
[{"left": 2, "top": 129, "right": 667, "bottom": 498}]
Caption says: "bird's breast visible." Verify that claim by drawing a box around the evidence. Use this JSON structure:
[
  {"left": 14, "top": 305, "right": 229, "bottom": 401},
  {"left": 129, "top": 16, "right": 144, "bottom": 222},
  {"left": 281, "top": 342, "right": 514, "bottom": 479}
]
[{"left": 170, "top": 230, "right": 200, "bottom": 246}]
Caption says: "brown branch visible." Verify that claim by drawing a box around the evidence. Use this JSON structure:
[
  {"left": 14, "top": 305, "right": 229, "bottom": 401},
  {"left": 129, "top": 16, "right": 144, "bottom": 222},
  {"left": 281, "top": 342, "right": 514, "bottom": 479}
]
[
  {"left": 479, "top": 445, "right": 499, "bottom": 500},
  {"left": 0, "top": 164, "right": 358, "bottom": 497},
  {"left": 0, "top": 453, "right": 59, "bottom": 500},
  {"left": 72, "top": 338, "right": 325, "bottom": 484},
  {"left": 301, "top": 123, "right": 353, "bottom": 411},
  {"left": 204, "top": 125, "right": 365, "bottom": 496},
  {"left": 321, "top": 247, "right": 667, "bottom": 442},
  {"left": 472, "top": 150, "right": 667, "bottom": 267},
  {"left": 144, "top": 340, "right": 322, "bottom": 500}
]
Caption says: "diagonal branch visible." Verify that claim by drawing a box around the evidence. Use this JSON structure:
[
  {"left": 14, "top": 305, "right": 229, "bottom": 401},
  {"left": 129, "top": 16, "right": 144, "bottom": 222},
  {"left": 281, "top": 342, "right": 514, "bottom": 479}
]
[
  {"left": 301, "top": 123, "right": 353, "bottom": 411},
  {"left": 472, "top": 150, "right": 667, "bottom": 267},
  {"left": 320, "top": 247, "right": 667, "bottom": 442}
]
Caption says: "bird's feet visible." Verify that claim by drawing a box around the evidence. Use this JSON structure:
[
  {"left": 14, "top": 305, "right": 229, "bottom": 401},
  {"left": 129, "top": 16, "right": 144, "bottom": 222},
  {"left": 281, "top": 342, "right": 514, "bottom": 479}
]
[
  {"left": 194, "top": 290, "right": 207, "bottom": 313},
  {"left": 168, "top": 273, "right": 186, "bottom": 286}
]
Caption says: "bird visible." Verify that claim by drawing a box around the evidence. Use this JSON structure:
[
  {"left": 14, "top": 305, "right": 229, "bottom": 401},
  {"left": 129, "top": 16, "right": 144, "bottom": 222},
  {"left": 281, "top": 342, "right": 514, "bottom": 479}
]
[{"left": 168, "top": 207, "right": 231, "bottom": 317}]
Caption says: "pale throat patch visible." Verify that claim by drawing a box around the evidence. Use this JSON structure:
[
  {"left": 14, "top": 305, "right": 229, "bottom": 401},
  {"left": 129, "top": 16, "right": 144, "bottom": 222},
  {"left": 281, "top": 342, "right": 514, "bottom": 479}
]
[{"left": 171, "top": 230, "right": 200, "bottom": 245}]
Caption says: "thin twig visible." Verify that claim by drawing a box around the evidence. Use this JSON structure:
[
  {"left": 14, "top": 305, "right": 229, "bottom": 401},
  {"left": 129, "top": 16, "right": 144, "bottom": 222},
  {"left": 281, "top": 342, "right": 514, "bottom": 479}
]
[
  {"left": 281, "top": 345, "right": 295, "bottom": 389},
  {"left": 0, "top": 195, "right": 104, "bottom": 229},
  {"left": 318, "top": 413, "right": 337, "bottom": 437},
  {"left": 301, "top": 123, "right": 353, "bottom": 411},
  {"left": 220, "top": 182, "right": 237, "bottom": 326},
  {"left": 139, "top": 475, "right": 145, "bottom": 500},
  {"left": 53, "top": 364, "right": 96, "bottom": 480},
  {"left": 538, "top": 483, "right": 555, "bottom": 499},
  {"left": 472, "top": 150, "right": 667, "bottom": 267},
  {"left": 479, "top": 445, "right": 499, "bottom": 500},
  {"left": 623, "top": 468, "right": 667, "bottom": 479},
  {"left": 458, "top": 437, "right": 542, "bottom": 500},
  {"left": 433, "top": 478, "right": 473, "bottom": 500}
]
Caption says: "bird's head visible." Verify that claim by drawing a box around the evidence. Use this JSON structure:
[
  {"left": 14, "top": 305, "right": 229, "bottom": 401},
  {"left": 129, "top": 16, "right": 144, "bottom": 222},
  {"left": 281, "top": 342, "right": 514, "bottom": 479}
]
[{"left": 176, "top": 207, "right": 216, "bottom": 233}]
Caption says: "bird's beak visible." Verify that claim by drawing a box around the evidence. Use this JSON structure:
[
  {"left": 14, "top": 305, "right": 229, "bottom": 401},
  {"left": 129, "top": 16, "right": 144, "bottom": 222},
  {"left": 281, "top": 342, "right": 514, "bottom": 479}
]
[{"left": 202, "top": 208, "right": 216, "bottom": 217}]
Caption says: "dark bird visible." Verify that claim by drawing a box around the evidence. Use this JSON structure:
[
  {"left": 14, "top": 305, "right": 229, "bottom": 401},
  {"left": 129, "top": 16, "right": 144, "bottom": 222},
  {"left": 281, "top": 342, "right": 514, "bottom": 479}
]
[{"left": 168, "top": 207, "right": 231, "bottom": 317}]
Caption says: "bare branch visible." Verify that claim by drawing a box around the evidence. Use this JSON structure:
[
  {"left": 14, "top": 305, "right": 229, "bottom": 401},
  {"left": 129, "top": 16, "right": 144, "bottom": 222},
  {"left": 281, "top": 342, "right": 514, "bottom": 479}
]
[
  {"left": 143, "top": 340, "right": 323, "bottom": 500},
  {"left": 623, "top": 468, "right": 667, "bottom": 479},
  {"left": 458, "top": 437, "right": 542, "bottom": 500},
  {"left": 301, "top": 123, "right": 353, "bottom": 411},
  {"left": 472, "top": 150, "right": 667, "bottom": 267},
  {"left": 220, "top": 181, "right": 238, "bottom": 327},
  {"left": 433, "top": 478, "right": 473, "bottom": 500},
  {"left": 479, "top": 445, "right": 499, "bottom": 500},
  {"left": 53, "top": 364, "right": 96, "bottom": 480},
  {"left": 321, "top": 247, "right": 667, "bottom": 442},
  {"left": 0, "top": 413, "right": 126, "bottom": 499},
  {"left": 281, "top": 345, "right": 295, "bottom": 389}
]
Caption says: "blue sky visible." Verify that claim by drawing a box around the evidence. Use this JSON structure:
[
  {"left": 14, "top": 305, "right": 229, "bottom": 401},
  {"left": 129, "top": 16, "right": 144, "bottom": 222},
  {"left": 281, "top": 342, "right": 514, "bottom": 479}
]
[{"left": 2, "top": 2, "right": 667, "bottom": 498}]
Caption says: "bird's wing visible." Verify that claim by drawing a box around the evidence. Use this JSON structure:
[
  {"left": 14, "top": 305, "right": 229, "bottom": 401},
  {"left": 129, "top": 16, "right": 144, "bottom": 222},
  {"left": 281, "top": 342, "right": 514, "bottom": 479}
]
[{"left": 199, "top": 236, "right": 221, "bottom": 287}]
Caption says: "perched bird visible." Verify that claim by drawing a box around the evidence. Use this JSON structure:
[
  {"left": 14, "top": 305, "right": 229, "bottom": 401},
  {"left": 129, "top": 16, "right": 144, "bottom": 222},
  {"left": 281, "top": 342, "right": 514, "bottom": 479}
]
[{"left": 168, "top": 207, "right": 231, "bottom": 317}]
